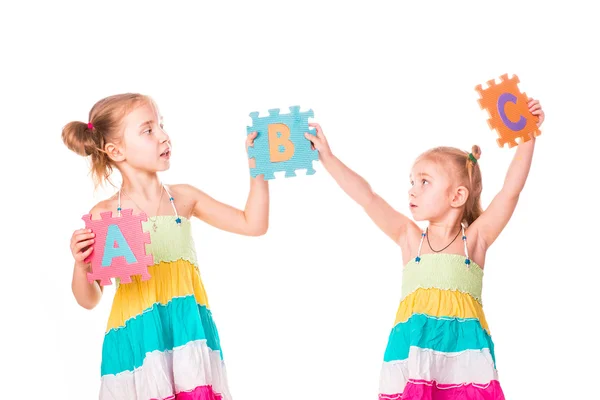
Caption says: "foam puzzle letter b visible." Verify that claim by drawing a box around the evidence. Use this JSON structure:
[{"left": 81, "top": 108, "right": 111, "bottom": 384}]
[{"left": 246, "top": 106, "right": 318, "bottom": 180}]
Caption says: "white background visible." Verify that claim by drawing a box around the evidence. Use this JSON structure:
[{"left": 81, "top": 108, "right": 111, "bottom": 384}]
[{"left": 1, "top": 1, "right": 599, "bottom": 399}]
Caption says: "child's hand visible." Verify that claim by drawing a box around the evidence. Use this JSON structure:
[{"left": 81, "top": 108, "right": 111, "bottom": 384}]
[
  {"left": 305, "top": 123, "right": 333, "bottom": 160},
  {"left": 246, "top": 131, "right": 258, "bottom": 169},
  {"left": 70, "top": 228, "right": 95, "bottom": 269},
  {"left": 528, "top": 98, "right": 545, "bottom": 128}
]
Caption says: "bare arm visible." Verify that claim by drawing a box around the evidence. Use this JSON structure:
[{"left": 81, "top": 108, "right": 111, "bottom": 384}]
[
  {"left": 186, "top": 177, "right": 269, "bottom": 236},
  {"left": 306, "top": 123, "right": 416, "bottom": 244},
  {"left": 471, "top": 98, "right": 544, "bottom": 249},
  {"left": 72, "top": 259, "right": 104, "bottom": 310},
  {"left": 187, "top": 131, "right": 269, "bottom": 236}
]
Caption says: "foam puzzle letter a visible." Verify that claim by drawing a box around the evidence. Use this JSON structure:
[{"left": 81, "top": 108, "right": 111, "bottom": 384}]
[{"left": 82, "top": 209, "right": 154, "bottom": 286}]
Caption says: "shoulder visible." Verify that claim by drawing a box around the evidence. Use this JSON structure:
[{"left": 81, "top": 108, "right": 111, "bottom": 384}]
[
  {"left": 164, "top": 184, "right": 211, "bottom": 215},
  {"left": 166, "top": 183, "right": 194, "bottom": 195},
  {"left": 166, "top": 183, "right": 212, "bottom": 199},
  {"left": 88, "top": 195, "right": 118, "bottom": 220},
  {"left": 165, "top": 183, "right": 204, "bottom": 200}
]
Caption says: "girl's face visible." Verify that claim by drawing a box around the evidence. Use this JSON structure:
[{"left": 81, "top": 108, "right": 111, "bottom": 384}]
[
  {"left": 408, "top": 158, "right": 455, "bottom": 221},
  {"left": 119, "top": 102, "right": 172, "bottom": 172}
]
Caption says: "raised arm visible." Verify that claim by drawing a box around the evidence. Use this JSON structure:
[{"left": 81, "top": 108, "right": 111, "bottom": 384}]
[
  {"left": 305, "top": 123, "right": 416, "bottom": 245},
  {"left": 185, "top": 132, "right": 269, "bottom": 236},
  {"left": 184, "top": 178, "right": 269, "bottom": 236},
  {"left": 471, "top": 98, "right": 545, "bottom": 249}
]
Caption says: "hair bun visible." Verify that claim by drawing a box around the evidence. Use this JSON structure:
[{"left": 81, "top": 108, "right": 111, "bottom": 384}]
[
  {"left": 62, "top": 121, "right": 97, "bottom": 157},
  {"left": 471, "top": 145, "right": 481, "bottom": 160}
]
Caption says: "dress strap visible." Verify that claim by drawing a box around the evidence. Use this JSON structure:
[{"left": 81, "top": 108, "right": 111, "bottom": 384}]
[
  {"left": 163, "top": 185, "right": 182, "bottom": 224},
  {"left": 461, "top": 223, "right": 471, "bottom": 266},
  {"left": 415, "top": 223, "right": 472, "bottom": 267},
  {"left": 415, "top": 229, "right": 426, "bottom": 263},
  {"left": 117, "top": 184, "right": 181, "bottom": 225},
  {"left": 117, "top": 190, "right": 122, "bottom": 217}
]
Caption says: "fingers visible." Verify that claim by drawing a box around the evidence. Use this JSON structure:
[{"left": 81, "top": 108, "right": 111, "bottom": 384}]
[
  {"left": 81, "top": 246, "right": 94, "bottom": 259},
  {"left": 304, "top": 132, "right": 317, "bottom": 143},
  {"left": 536, "top": 112, "right": 545, "bottom": 127},
  {"left": 72, "top": 231, "right": 95, "bottom": 247},
  {"left": 72, "top": 228, "right": 91, "bottom": 241},
  {"left": 304, "top": 134, "right": 316, "bottom": 150},
  {"left": 527, "top": 99, "right": 543, "bottom": 125},
  {"left": 75, "top": 238, "right": 95, "bottom": 253},
  {"left": 246, "top": 131, "right": 257, "bottom": 146},
  {"left": 76, "top": 245, "right": 94, "bottom": 262},
  {"left": 309, "top": 122, "right": 324, "bottom": 138}
]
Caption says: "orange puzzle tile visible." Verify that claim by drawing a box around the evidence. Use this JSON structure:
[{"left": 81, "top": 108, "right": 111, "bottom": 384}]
[{"left": 475, "top": 73, "right": 541, "bottom": 148}]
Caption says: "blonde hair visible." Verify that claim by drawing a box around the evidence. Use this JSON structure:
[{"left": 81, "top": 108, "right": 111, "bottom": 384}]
[
  {"left": 416, "top": 145, "right": 483, "bottom": 226},
  {"left": 61, "top": 93, "right": 154, "bottom": 189}
]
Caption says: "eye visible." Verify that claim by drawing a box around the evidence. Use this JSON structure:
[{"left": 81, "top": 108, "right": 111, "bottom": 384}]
[
  {"left": 422, "top": 179, "right": 429, "bottom": 185},
  {"left": 143, "top": 128, "right": 152, "bottom": 135}
]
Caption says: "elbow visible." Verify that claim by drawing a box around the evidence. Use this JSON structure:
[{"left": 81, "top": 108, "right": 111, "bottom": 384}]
[
  {"left": 501, "top": 185, "right": 522, "bottom": 200},
  {"left": 75, "top": 296, "right": 97, "bottom": 310},
  {"left": 72, "top": 286, "right": 99, "bottom": 311},
  {"left": 248, "top": 224, "right": 268, "bottom": 236},
  {"left": 361, "top": 190, "right": 378, "bottom": 210},
  {"left": 80, "top": 301, "right": 96, "bottom": 311},
  {"left": 246, "top": 219, "right": 269, "bottom": 236}
]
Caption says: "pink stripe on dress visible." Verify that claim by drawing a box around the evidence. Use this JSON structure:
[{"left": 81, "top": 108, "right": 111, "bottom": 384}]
[
  {"left": 379, "top": 379, "right": 505, "bottom": 400},
  {"left": 152, "top": 385, "right": 224, "bottom": 400}
]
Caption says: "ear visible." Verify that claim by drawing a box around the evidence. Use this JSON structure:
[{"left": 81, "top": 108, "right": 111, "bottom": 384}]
[
  {"left": 450, "top": 185, "right": 469, "bottom": 208},
  {"left": 105, "top": 142, "right": 125, "bottom": 162}
]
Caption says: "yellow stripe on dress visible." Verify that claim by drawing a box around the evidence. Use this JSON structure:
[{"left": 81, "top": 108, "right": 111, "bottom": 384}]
[
  {"left": 394, "top": 287, "right": 490, "bottom": 334},
  {"left": 106, "top": 259, "right": 209, "bottom": 332}
]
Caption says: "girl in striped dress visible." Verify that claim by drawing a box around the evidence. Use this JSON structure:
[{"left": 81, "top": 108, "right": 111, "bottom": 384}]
[
  {"left": 304, "top": 98, "right": 544, "bottom": 399},
  {"left": 63, "top": 93, "right": 269, "bottom": 400}
]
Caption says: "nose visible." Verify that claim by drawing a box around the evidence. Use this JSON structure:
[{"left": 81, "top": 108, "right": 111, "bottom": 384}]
[{"left": 158, "top": 127, "right": 170, "bottom": 143}]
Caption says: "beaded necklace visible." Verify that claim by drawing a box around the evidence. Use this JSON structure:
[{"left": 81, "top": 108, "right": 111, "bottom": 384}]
[
  {"left": 117, "top": 184, "right": 182, "bottom": 231},
  {"left": 414, "top": 223, "right": 471, "bottom": 266}
]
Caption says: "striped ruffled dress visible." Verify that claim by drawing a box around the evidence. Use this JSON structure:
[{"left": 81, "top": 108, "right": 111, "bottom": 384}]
[
  {"left": 378, "top": 251, "right": 505, "bottom": 400},
  {"left": 99, "top": 212, "right": 231, "bottom": 400}
]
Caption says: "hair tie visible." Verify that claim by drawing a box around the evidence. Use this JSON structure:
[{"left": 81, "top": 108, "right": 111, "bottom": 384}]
[
  {"left": 468, "top": 153, "right": 478, "bottom": 164},
  {"left": 87, "top": 122, "right": 94, "bottom": 130}
]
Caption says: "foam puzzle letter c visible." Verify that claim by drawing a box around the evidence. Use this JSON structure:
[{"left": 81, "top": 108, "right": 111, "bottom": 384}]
[{"left": 497, "top": 93, "right": 527, "bottom": 131}]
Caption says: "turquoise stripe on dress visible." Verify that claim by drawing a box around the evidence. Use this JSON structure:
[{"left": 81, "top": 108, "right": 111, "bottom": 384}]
[
  {"left": 383, "top": 313, "right": 496, "bottom": 366},
  {"left": 101, "top": 294, "right": 222, "bottom": 376}
]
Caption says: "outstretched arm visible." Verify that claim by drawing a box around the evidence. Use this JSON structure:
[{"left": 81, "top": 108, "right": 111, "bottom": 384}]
[
  {"left": 187, "top": 132, "right": 269, "bottom": 236},
  {"left": 471, "top": 98, "right": 545, "bottom": 249},
  {"left": 305, "top": 123, "right": 416, "bottom": 245}
]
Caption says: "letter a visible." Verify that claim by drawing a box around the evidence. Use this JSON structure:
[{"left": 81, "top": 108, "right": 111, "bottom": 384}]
[{"left": 102, "top": 224, "right": 138, "bottom": 267}]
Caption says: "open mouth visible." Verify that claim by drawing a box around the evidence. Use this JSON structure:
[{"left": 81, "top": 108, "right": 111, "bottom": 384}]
[
  {"left": 160, "top": 149, "right": 171, "bottom": 158},
  {"left": 410, "top": 203, "right": 417, "bottom": 208}
]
